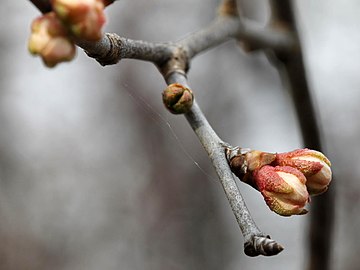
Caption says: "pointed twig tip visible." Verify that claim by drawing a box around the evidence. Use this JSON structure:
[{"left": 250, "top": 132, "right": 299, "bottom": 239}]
[{"left": 244, "top": 235, "right": 284, "bottom": 257}]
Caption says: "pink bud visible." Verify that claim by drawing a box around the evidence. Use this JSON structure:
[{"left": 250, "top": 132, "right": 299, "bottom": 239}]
[
  {"left": 28, "top": 12, "right": 76, "bottom": 67},
  {"left": 275, "top": 149, "right": 332, "bottom": 195},
  {"left": 52, "top": 0, "right": 106, "bottom": 41},
  {"left": 253, "top": 165, "right": 309, "bottom": 216}
]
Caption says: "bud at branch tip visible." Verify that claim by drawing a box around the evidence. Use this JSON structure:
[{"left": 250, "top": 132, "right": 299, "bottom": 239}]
[{"left": 228, "top": 147, "right": 332, "bottom": 216}]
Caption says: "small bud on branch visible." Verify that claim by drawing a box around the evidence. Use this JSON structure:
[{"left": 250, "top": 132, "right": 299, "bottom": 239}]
[{"left": 162, "top": 83, "right": 194, "bottom": 114}]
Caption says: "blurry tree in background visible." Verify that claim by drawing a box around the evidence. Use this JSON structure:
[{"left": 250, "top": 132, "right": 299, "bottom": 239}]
[{"left": 0, "top": 0, "right": 359, "bottom": 269}]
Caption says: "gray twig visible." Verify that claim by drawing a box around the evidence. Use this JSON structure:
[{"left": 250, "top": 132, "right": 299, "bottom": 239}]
[
  {"left": 75, "top": 34, "right": 173, "bottom": 66},
  {"left": 166, "top": 72, "right": 283, "bottom": 257},
  {"left": 74, "top": 17, "right": 295, "bottom": 66}
]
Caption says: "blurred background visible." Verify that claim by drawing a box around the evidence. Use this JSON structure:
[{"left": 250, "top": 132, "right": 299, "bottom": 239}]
[{"left": 0, "top": 0, "right": 359, "bottom": 269}]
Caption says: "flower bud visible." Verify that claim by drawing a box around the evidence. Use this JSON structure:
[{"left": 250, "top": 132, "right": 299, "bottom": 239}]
[
  {"left": 28, "top": 12, "right": 76, "bottom": 67},
  {"left": 253, "top": 165, "right": 309, "bottom": 216},
  {"left": 275, "top": 149, "right": 332, "bottom": 195},
  {"left": 228, "top": 149, "right": 276, "bottom": 187},
  {"left": 162, "top": 83, "right": 194, "bottom": 114},
  {"left": 52, "top": 0, "right": 106, "bottom": 41}
]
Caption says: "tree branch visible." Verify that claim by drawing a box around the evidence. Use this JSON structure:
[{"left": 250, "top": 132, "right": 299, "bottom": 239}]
[
  {"left": 268, "top": 1, "right": 335, "bottom": 269},
  {"left": 75, "top": 34, "right": 173, "bottom": 66},
  {"left": 179, "top": 17, "right": 242, "bottom": 59},
  {"left": 25, "top": 0, "right": 304, "bottom": 257},
  {"left": 28, "top": 0, "right": 295, "bottom": 66},
  {"left": 165, "top": 72, "right": 283, "bottom": 257},
  {"left": 28, "top": 0, "right": 295, "bottom": 65},
  {"left": 76, "top": 17, "right": 295, "bottom": 66}
]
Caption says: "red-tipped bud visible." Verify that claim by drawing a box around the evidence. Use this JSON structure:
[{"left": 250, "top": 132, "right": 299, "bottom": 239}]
[
  {"left": 28, "top": 12, "right": 76, "bottom": 67},
  {"left": 275, "top": 149, "right": 332, "bottom": 195},
  {"left": 162, "top": 83, "right": 194, "bottom": 114},
  {"left": 52, "top": 0, "right": 106, "bottom": 41},
  {"left": 254, "top": 165, "right": 309, "bottom": 216}
]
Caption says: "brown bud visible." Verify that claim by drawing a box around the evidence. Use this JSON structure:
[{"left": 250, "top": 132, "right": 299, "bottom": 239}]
[
  {"left": 245, "top": 150, "right": 277, "bottom": 172},
  {"left": 162, "top": 83, "right": 194, "bottom": 114},
  {"left": 229, "top": 154, "right": 247, "bottom": 180},
  {"left": 228, "top": 149, "right": 276, "bottom": 188}
]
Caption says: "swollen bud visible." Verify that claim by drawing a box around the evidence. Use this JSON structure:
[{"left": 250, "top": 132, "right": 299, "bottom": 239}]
[
  {"left": 162, "top": 83, "right": 194, "bottom": 114},
  {"left": 254, "top": 165, "right": 309, "bottom": 216},
  {"left": 28, "top": 12, "right": 76, "bottom": 67},
  {"left": 275, "top": 149, "right": 332, "bottom": 195},
  {"left": 227, "top": 147, "right": 333, "bottom": 216},
  {"left": 52, "top": 0, "right": 106, "bottom": 41}
]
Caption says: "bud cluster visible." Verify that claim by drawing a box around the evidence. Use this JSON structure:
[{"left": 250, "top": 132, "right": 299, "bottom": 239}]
[
  {"left": 28, "top": 0, "right": 108, "bottom": 67},
  {"left": 228, "top": 148, "right": 332, "bottom": 216}
]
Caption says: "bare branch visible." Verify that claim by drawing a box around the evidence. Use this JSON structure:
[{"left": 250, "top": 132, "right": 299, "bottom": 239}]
[
  {"left": 239, "top": 19, "right": 296, "bottom": 53},
  {"left": 179, "top": 17, "right": 241, "bottom": 59},
  {"left": 75, "top": 34, "right": 173, "bottom": 66},
  {"left": 179, "top": 17, "right": 295, "bottom": 60},
  {"left": 28, "top": 0, "right": 295, "bottom": 66},
  {"left": 165, "top": 72, "right": 283, "bottom": 257},
  {"left": 75, "top": 16, "right": 295, "bottom": 67}
]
